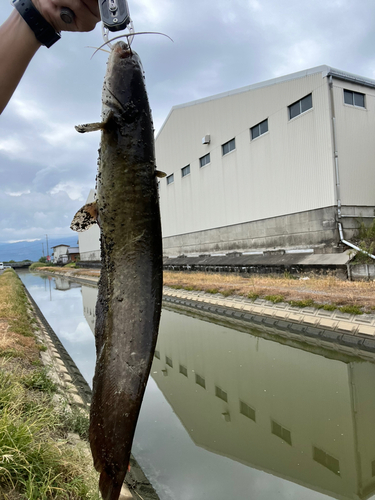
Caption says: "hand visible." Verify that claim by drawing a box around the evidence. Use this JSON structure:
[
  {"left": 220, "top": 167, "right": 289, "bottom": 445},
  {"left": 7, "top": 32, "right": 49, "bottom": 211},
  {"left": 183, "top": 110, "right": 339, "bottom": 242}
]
[{"left": 31, "top": 0, "right": 100, "bottom": 33}]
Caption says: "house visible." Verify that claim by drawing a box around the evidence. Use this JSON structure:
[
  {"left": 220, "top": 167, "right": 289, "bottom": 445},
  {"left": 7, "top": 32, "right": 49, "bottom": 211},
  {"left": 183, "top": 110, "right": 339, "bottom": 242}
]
[
  {"left": 51, "top": 244, "right": 70, "bottom": 264},
  {"left": 156, "top": 65, "right": 375, "bottom": 263},
  {"left": 67, "top": 247, "right": 80, "bottom": 263}
]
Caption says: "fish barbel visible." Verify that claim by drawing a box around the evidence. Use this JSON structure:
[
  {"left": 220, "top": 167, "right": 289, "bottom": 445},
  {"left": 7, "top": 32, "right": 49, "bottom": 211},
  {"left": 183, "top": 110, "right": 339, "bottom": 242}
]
[{"left": 71, "top": 41, "right": 163, "bottom": 500}]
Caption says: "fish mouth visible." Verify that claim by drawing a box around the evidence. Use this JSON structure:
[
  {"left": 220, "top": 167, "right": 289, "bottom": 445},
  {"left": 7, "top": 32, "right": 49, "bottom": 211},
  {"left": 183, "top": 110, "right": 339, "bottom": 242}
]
[{"left": 112, "top": 41, "right": 132, "bottom": 59}]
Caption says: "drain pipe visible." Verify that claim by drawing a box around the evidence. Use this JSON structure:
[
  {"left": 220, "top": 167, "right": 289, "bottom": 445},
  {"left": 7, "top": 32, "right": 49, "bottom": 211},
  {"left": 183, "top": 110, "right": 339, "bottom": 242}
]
[
  {"left": 328, "top": 75, "right": 342, "bottom": 218},
  {"left": 338, "top": 222, "right": 375, "bottom": 260}
]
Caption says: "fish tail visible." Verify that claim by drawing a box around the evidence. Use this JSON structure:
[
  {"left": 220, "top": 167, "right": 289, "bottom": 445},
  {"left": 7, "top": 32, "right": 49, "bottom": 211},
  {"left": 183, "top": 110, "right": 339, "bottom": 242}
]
[{"left": 99, "top": 470, "right": 125, "bottom": 500}]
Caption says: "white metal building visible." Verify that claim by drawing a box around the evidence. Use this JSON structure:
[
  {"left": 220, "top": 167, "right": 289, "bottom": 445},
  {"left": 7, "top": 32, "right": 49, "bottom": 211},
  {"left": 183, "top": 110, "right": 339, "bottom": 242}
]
[{"left": 156, "top": 65, "right": 375, "bottom": 258}]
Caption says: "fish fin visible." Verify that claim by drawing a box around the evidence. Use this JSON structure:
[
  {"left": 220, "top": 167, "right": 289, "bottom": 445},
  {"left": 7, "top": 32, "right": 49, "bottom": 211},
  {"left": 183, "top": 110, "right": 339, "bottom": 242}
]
[
  {"left": 99, "top": 470, "right": 124, "bottom": 500},
  {"left": 70, "top": 201, "right": 98, "bottom": 232},
  {"left": 75, "top": 122, "right": 104, "bottom": 133},
  {"left": 155, "top": 170, "right": 167, "bottom": 178}
]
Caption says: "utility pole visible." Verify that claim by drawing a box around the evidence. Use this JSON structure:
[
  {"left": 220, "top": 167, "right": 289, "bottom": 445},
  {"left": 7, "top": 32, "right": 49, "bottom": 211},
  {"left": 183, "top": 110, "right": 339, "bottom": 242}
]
[
  {"left": 42, "top": 242, "right": 45, "bottom": 257},
  {"left": 46, "top": 234, "right": 49, "bottom": 261}
]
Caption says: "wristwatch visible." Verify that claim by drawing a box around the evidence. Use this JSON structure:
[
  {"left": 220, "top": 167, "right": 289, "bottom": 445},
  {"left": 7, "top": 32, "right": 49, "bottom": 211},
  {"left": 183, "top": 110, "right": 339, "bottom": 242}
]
[{"left": 11, "top": 0, "right": 61, "bottom": 48}]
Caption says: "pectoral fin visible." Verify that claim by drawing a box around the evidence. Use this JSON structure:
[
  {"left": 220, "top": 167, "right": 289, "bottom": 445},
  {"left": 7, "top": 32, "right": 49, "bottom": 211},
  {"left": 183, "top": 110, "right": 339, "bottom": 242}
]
[
  {"left": 70, "top": 202, "right": 98, "bottom": 232},
  {"left": 75, "top": 122, "right": 104, "bottom": 133}
]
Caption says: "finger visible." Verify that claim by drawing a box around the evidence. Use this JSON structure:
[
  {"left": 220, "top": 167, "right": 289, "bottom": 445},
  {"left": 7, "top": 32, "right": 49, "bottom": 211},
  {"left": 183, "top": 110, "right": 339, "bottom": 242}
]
[{"left": 52, "top": 0, "right": 100, "bottom": 31}]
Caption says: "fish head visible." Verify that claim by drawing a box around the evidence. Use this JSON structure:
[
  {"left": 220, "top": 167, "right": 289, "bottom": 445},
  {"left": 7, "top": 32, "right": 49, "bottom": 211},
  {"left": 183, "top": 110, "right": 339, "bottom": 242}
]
[{"left": 102, "top": 42, "right": 147, "bottom": 122}]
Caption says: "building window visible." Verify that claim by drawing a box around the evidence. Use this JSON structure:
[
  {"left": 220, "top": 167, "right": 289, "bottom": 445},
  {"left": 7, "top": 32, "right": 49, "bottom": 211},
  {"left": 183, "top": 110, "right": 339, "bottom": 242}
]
[
  {"left": 199, "top": 153, "right": 210, "bottom": 168},
  {"left": 181, "top": 165, "right": 190, "bottom": 177},
  {"left": 215, "top": 386, "right": 228, "bottom": 402},
  {"left": 166, "top": 174, "right": 174, "bottom": 185},
  {"left": 239, "top": 401, "right": 256, "bottom": 422},
  {"left": 313, "top": 447, "right": 340, "bottom": 476},
  {"left": 222, "top": 138, "right": 235, "bottom": 155},
  {"left": 271, "top": 420, "right": 292, "bottom": 445},
  {"left": 166, "top": 356, "right": 173, "bottom": 368},
  {"left": 251, "top": 119, "right": 268, "bottom": 140},
  {"left": 154, "top": 350, "right": 160, "bottom": 359},
  {"left": 344, "top": 89, "right": 365, "bottom": 108},
  {"left": 179, "top": 364, "right": 188, "bottom": 377},
  {"left": 195, "top": 373, "right": 206, "bottom": 389},
  {"left": 288, "top": 93, "right": 313, "bottom": 119}
]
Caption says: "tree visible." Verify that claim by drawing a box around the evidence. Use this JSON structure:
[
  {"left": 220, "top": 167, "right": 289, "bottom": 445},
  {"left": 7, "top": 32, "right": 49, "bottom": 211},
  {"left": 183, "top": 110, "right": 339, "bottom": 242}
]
[{"left": 39, "top": 256, "right": 47, "bottom": 263}]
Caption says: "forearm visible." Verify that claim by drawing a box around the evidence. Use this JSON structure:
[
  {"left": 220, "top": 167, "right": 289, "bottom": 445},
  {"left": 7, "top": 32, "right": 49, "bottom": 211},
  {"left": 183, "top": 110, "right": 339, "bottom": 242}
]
[{"left": 0, "top": 10, "right": 41, "bottom": 114}]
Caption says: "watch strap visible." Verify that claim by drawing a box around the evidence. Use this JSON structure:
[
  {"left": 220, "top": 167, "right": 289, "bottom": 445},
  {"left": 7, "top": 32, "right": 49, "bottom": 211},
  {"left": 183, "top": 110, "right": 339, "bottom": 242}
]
[{"left": 11, "top": 0, "right": 61, "bottom": 48}]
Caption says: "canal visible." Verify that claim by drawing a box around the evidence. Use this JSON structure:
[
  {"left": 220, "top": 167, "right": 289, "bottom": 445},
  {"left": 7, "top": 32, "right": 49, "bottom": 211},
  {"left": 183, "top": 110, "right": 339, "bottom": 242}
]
[{"left": 18, "top": 270, "right": 375, "bottom": 500}]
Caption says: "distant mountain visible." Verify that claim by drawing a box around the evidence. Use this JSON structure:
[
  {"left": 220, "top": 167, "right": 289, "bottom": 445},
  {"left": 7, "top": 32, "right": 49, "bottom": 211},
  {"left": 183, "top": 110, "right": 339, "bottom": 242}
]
[{"left": 0, "top": 236, "right": 79, "bottom": 263}]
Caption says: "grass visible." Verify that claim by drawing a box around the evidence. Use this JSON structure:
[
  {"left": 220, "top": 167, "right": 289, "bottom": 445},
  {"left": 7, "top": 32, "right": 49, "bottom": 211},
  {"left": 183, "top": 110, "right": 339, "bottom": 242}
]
[
  {"left": 264, "top": 294, "right": 284, "bottom": 304},
  {"left": 0, "top": 367, "right": 100, "bottom": 499},
  {"left": 0, "top": 270, "right": 100, "bottom": 499},
  {"left": 0, "top": 270, "right": 34, "bottom": 339},
  {"left": 29, "top": 262, "right": 55, "bottom": 270}
]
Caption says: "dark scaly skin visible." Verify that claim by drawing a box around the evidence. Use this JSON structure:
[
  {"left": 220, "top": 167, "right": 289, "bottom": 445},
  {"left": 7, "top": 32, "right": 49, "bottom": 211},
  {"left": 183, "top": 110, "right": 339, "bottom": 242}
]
[{"left": 90, "top": 42, "right": 162, "bottom": 500}]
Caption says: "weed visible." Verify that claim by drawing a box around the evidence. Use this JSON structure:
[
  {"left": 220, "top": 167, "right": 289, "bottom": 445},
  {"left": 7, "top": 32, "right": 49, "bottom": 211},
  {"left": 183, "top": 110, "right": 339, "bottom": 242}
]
[
  {"left": 350, "top": 219, "right": 375, "bottom": 264},
  {"left": 61, "top": 408, "right": 90, "bottom": 440},
  {"left": 37, "top": 345, "right": 47, "bottom": 352},
  {"left": 322, "top": 304, "right": 337, "bottom": 311},
  {"left": 221, "top": 289, "right": 236, "bottom": 297},
  {"left": 283, "top": 271, "right": 297, "bottom": 280},
  {"left": 22, "top": 368, "right": 57, "bottom": 394},
  {"left": 264, "top": 294, "right": 284, "bottom": 304},
  {"left": 183, "top": 286, "right": 196, "bottom": 291},
  {"left": 0, "top": 349, "right": 23, "bottom": 359},
  {"left": 339, "top": 305, "right": 363, "bottom": 315},
  {"left": 289, "top": 299, "right": 315, "bottom": 308},
  {"left": 247, "top": 292, "right": 259, "bottom": 301},
  {"left": 206, "top": 288, "right": 219, "bottom": 294}
]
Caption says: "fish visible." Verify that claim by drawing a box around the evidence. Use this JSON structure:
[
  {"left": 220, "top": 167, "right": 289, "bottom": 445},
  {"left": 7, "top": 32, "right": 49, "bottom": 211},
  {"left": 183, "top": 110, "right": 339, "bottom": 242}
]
[{"left": 71, "top": 41, "right": 163, "bottom": 500}]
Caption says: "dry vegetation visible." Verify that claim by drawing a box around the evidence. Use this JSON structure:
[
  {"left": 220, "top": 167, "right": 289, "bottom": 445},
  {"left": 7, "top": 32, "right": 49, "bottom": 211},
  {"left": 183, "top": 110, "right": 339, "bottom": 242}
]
[
  {"left": 35, "top": 265, "right": 375, "bottom": 313},
  {"left": 164, "top": 271, "right": 375, "bottom": 313}
]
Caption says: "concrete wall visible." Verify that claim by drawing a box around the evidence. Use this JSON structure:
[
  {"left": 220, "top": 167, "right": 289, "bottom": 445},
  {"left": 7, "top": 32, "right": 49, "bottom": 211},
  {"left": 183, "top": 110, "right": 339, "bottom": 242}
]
[{"left": 162, "top": 206, "right": 339, "bottom": 256}]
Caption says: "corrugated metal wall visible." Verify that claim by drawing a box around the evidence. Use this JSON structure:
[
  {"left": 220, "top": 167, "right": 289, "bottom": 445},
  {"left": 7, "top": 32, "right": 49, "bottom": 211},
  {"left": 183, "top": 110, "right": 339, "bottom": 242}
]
[
  {"left": 157, "top": 71, "right": 336, "bottom": 239},
  {"left": 333, "top": 79, "right": 375, "bottom": 207}
]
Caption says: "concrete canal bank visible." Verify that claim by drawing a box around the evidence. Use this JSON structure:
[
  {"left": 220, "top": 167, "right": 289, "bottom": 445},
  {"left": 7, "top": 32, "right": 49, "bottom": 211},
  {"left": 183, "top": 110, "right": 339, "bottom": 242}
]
[
  {"left": 35, "top": 268, "right": 375, "bottom": 361},
  {"left": 20, "top": 274, "right": 159, "bottom": 500}
]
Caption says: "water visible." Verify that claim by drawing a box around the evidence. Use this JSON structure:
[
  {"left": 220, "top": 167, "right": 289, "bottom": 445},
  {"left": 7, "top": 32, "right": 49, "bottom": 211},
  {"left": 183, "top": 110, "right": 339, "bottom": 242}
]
[{"left": 18, "top": 270, "right": 375, "bottom": 500}]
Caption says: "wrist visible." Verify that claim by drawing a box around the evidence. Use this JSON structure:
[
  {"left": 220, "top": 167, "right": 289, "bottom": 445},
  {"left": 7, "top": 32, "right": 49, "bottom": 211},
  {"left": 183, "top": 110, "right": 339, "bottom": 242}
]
[{"left": 11, "top": 0, "right": 61, "bottom": 48}]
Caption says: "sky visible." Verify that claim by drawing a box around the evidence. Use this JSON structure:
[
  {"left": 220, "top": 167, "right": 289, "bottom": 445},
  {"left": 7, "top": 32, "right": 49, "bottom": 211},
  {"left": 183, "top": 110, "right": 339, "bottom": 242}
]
[{"left": 1, "top": 0, "right": 375, "bottom": 249}]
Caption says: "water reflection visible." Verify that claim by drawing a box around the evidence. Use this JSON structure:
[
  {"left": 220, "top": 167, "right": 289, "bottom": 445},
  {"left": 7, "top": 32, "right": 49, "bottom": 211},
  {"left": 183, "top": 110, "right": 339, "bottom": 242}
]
[
  {"left": 18, "top": 271, "right": 96, "bottom": 387},
  {"left": 19, "top": 271, "right": 375, "bottom": 500}
]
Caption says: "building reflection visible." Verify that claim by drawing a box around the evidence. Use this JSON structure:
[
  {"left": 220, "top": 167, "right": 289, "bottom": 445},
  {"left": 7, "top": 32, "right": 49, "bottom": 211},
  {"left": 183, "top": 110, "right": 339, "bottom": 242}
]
[
  {"left": 54, "top": 276, "right": 81, "bottom": 291},
  {"left": 81, "top": 285, "right": 375, "bottom": 500}
]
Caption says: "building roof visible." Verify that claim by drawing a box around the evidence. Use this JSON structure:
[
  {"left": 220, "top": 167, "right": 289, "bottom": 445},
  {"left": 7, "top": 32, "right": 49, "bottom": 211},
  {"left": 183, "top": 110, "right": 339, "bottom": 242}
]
[
  {"left": 157, "top": 65, "right": 375, "bottom": 138},
  {"left": 51, "top": 244, "right": 70, "bottom": 248}
]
